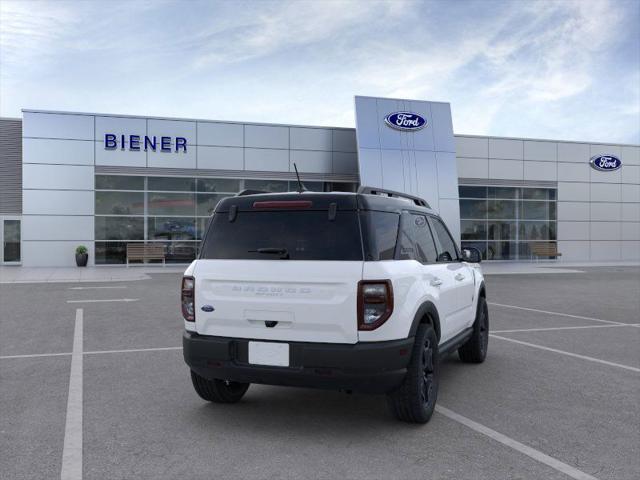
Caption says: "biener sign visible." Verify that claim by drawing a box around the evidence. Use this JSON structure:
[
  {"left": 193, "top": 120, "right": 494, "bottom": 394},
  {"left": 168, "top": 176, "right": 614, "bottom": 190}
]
[{"left": 104, "top": 134, "right": 188, "bottom": 152}]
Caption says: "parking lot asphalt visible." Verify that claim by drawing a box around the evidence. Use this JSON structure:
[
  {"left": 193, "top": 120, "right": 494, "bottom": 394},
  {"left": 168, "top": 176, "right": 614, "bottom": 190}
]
[{"left": 1, "top": 266, "right": 639, "bottom": 480}]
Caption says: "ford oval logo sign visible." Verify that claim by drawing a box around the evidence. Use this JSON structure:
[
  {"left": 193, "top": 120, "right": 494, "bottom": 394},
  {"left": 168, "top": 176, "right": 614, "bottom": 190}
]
[
  {"left": 590, "top": 155, "right": 622, "bottom": 172},
  {"left": 384, "top": 112, "right": 427, "bottom": 131}
]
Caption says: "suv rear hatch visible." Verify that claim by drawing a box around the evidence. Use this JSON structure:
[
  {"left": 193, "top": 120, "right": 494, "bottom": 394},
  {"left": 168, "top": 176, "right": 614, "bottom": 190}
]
[{"left": 193, "top": 194, "right": 363, "bottom": 344}]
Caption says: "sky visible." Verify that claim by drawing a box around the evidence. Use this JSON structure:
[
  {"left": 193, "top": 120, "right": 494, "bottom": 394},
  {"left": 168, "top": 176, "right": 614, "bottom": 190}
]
[{"left": 1, "top": 0, "right": 639, "bottom": 143}]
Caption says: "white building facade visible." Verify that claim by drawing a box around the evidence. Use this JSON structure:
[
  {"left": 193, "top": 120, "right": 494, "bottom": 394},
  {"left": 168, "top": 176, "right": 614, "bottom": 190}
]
[{"left": 0, "top": 97, "right": 638, "bottom": 267}]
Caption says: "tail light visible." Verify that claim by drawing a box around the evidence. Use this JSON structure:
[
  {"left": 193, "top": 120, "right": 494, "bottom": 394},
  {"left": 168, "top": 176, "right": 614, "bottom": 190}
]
[
  {"left": 357, "top": 280, "right": 393, "bottom": 330},
  {"left": 181, "top": 276, "right": 195, "bottom": 322}
]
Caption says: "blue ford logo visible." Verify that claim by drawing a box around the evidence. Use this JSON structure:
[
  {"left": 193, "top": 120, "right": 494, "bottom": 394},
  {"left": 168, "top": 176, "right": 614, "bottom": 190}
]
[
  {"left": 384, "top": 112, "right": 427, "bottom": 131},
  {"left": 590, "top": 155, "right": 622, "bottom": 172}
]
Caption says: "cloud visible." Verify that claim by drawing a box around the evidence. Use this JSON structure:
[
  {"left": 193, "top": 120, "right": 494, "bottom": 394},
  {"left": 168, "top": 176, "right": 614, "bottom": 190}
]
[{"left": 0, "top": 0, "right": 637, "bottom": 143}]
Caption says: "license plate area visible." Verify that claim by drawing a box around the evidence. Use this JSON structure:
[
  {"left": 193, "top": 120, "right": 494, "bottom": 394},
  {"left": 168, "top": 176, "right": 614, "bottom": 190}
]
[{"left": 248, "top": 341, "right": 290, "bottom": 367}]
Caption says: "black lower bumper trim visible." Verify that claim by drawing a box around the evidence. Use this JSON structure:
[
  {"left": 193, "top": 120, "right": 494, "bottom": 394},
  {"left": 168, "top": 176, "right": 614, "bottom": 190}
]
[{"left": 183, "top": 332, "right": 414, "bottom": 394}]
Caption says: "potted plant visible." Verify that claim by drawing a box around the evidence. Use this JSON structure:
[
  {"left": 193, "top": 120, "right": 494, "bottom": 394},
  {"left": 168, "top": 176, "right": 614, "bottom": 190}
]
[{"left": 75, "top": 245, "right": 88, "bottom": 267}]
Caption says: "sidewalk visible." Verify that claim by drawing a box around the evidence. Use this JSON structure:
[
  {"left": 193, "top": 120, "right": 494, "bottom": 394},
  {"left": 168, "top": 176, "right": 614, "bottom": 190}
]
[
  {"left": 481, "top": 260, "right": 640, "bottom": 275},
  {"left": 0, "top": 265, "right": 187, "bottom": 284},
  {"left": 1, "top": 261, "right": 638, "bottom": 284}
]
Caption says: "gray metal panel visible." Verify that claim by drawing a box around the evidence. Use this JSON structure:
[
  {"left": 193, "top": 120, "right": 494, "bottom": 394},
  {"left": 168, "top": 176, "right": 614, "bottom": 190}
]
[
  {"left": 377, "top": 98, "right": 404, "bottom": 150},
  {"left": 0, "top": 118, "right": 22, "bottom": 214},
  {"left": 94, "top": 165, "right": 359, "bottom": 183},
  {"left": 197, "top": 146, "right": 243, "bottom": 170},
  {"left": 245, "top": 125, "right": 289, "bottom": 149},
  {"left": 356, "top": 148, "right": 383, "bottom": 187},
  {"left": 95, "top": 116, "right": 146, "bottom": 142},
  {"left": 22, "top": 112, "right": 94, "bottom": 140},
  {"left": 406, "top": 100, "right": 435, "bottom": 152},
  {"left": 430, "top": 103, "right": 455, "bottom": 153},
  {"left": 24, "top": 138, "right": 95, "bottom": 165},
  {"left": 290, "top": 150, "right": 332, "bottom": 174},
  {"left": 380, "top": 149, "right": 404, "bottom": 190},
  {"left": 355, "top": 96, "right": 459, "bottom": 241},
  {"left": 458, "top": 178, "right": 557, "bottom": 188},
  {"left": 414, "top": 150, "right": 439, "bottom": 210},
  {"left": 354, "top": 97, "right": 380, "bottom": 149},
  {"left": 332, "top": 129, "right": 357, "bottom": 153},
  {"left": 332, "top": 152, "right": 358, "bottom": 175},
  {"left": 290, "top": 127, "right": 332, "bottom": 151},
  {"left": 197, "top": 122, "right": 243, "bottom": 147}
]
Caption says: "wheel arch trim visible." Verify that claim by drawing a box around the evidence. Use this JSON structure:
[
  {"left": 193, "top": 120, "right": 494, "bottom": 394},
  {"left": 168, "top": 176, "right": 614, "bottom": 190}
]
[{"left": 408, "top": 301, "right": 442, "bottom": 341}]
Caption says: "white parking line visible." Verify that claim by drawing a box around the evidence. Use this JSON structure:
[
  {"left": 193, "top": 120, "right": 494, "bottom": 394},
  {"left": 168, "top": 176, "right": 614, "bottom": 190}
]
[
  {"left": 83, "top": 346, "right": 182, "bottom": 355},
  {"left": 60, "top": 308, "right": 83, "bottom": 480},
  {"left": 492, "top": 323, "right": 640, "bottom": 334},
  {"left": 0, "top": 351, "right": 72, "bottom": 360},
  {"left": 435, "top": 405, "right": 598, "bottom": 480},
  {"left": 490, "top": 334, "right": 640, "bottom": 373},
  {"left": 0, "top": 346, "right": 182, "bottom": 360},
  {"left": 66, "top": 298, "right": 139, "bottom": 304},
  {"left": 488, "top": 302, "right": 625, "bottom": 326},
  {"left": 68, "top": 286, "right": 127, "bottom": 290}
]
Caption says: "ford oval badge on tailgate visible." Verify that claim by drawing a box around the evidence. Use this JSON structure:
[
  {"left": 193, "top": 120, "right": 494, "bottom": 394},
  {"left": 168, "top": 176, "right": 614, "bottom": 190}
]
[
  {"left": 384, "top": 112, "right": 427, "bottom": 131},
  {"left": 201, "top": 305, "right": 215, "bottom": 312}
]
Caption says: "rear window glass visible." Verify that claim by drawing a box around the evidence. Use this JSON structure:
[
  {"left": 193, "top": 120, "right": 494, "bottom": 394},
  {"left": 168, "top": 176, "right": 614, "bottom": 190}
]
[{"left": 200, "top": 210, "right": 363, "bottom": 261}]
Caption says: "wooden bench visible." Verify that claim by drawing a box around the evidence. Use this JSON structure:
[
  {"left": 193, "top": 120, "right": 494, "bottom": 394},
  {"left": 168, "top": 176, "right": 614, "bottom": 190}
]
[
  {"left": 126, "top": 244, "right": 166, "bottom": 266},
  {"left": 530, "top": 242, "right": 562, "bottom": 260}
]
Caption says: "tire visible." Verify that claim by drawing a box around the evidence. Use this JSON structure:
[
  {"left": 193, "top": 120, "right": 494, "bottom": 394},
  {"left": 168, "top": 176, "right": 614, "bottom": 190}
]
[
  {"left": 190, "top": 370, "right": 250, "bottom": 403},
  {"left": 458, "top": 296, "right": 489, "bottom": 363},
  {"left": 386, "top": 323, "right": 439, "bottom": 424}
]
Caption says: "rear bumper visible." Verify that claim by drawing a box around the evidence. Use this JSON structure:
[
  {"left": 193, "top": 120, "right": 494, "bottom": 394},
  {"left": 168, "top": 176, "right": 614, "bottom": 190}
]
[{"left": 183, "top": 332, "right": 413, "bottom": 394}]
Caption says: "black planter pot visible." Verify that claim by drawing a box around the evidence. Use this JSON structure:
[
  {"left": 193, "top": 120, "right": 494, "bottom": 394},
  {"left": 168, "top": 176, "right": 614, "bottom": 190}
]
[{"left": 75, "top": 253, "right": 88, "bottom": 267}]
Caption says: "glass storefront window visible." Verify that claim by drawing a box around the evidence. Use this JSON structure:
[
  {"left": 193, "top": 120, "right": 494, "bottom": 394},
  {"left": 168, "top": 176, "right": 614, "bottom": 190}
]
[
  {"left": 95, "top": 175, "right": 144, "bottom": 190},
  {"left": 196, "top": 217, "right": 212, "bottom": 240},
  {"left": 245, "top": 179, "right": 288, "bottom": 192},
  {"left": 459, "top": 185, "right": 557, "bottom": 260},
  {"left": 487, "top": 241, "right": 517, "bottom": 260},
  {"left": 196, "top": 194, "right": 229, "bottom": 216},
  {"left": 460, "top": 220, "right": 486, "bottom": 240},
  {"left": 460, "top": 199, "right": 487, "bottom": 219},
  {"left": 147, "top": 192, "right": 195, "bottom": 216},
  {"left": 95, "top": 191, "right": 144, "bottom": 215},
  {"left": 487, "top": 199, "right": 516, "bottom": 219},
  {"left": 487, "top": 221, "right": 516, "bottom": 240},
  {"left": 95, "top": 241, "right": 130, "bottom": 264},
  {"left": 95, "top": 216, "right": 144, "bottom": 240},
  {"left": 197, "top": 178, "right": 240, "bottom": 193},
  {"left": 487, "top": 187, "right": 516, "bottom": 199},
  {"left": 94, "top": 175, "right": 359, "bottom": 264},
  {"left": 522, "top": 188, "right": 555, "bottom": 200},
  {"left": 147, "top": 217, "right": 196, "bottom": 241},
  {"left": 459, "top": 186, "right": 487, "bottom": 198},
  {"left": 147, "top": 176, "right": 195, "bottom": 192}
]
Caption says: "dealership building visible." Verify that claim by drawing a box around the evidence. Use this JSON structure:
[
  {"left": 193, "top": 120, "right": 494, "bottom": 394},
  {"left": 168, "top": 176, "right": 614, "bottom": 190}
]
[{"left": 0, "top": 95, "right": 638, "bottom": 267}]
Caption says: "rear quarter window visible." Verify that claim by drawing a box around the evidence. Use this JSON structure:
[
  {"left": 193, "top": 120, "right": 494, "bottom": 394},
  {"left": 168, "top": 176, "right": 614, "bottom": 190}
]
[
  {"left": 360, "top": 211, "right": 399, "bottom": 261},
  {"left": 200, "top": 210, "right": 363, "bottom": 261}
]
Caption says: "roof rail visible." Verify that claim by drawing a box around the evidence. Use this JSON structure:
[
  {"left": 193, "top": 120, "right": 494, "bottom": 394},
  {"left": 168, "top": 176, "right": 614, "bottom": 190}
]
[
  {"left": 358, "top": 186, "right": 430, "bottom": 208},
  {"left": 236, "top": 189, "right": 270, "bottom": 196}
]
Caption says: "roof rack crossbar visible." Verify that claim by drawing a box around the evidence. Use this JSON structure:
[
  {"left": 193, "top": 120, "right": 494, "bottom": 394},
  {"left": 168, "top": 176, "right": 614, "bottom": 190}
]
[
  {"left": 357, "top": 186, "right": 430, "bottom": 208},
  {"left": 236, "top": 189, "right": 270, "bottom": 196}
]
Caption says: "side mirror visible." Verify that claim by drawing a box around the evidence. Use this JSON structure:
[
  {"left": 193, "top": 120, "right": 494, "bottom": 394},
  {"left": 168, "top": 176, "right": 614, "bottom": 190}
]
[{"left": 462, "top": 247, "right": 482, "bottom": 263}]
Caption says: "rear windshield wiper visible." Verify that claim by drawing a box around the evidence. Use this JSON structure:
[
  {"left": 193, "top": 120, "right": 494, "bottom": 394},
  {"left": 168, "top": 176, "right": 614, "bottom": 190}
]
[{"left": 249, "top": 247, "right": 290, "bottom": 259}]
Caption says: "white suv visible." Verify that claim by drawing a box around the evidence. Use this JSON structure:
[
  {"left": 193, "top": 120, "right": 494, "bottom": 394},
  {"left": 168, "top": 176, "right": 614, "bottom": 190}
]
[{"left": 182, "top": 187, "right": 488, "bottom": 423}]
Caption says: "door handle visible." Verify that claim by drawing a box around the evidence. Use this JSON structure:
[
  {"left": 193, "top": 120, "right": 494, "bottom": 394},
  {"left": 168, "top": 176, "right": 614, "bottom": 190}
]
[
  {"left": 455, "top": 273, "right": 465, "bottom": 281},
  {"left": 430, "top": 278, "right": 443, "bottom": 287}
]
